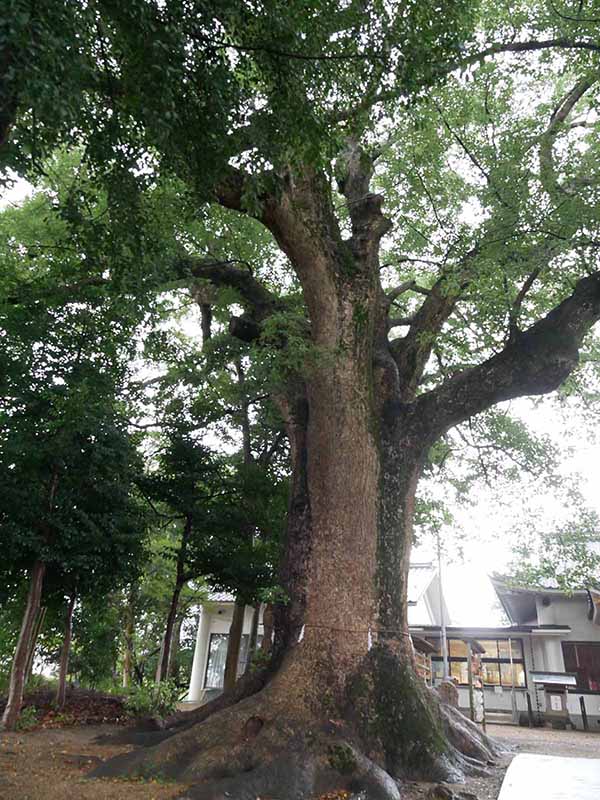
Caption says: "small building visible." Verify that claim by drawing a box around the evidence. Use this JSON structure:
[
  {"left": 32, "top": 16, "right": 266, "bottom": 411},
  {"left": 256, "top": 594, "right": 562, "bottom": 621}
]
[
  {"left": 185, "top": 569, "right": 600, "bottom": 731},
  {"left": 412, "top": 577, "right": 600, "bottom": 730}
]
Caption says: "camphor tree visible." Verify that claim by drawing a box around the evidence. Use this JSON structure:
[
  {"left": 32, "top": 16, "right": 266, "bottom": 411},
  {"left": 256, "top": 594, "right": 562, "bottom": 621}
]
[{"left": 4, "top": 0, "right": 600, "bottom": 795}]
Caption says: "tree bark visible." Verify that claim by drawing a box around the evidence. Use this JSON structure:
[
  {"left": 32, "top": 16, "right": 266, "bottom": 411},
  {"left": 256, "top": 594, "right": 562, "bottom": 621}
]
[
  {"left": 1, "top": 560, "right": 47, "bottom": 731},
  {"left": 156, "top": 514, "right": 192, "bottom": 684},
  {"left": 55, "top": 592, "right": 76, "bottom": 708},
  {"left": 122, "top": 592, "right": 135, "bottom": 689},
  {"left": 271, "top": 389, "right": 312, "bottom": 665},
  {"left": 168, "top": 613, "right": 184, "bottom": 682},
  {"left": 155, "top": 580, "right": 183, "bottom": 684},
  {"left": 24, "top": 605, "right": 46, "bottom": 685},
  {"left": 223, "top": 597, "right": 246, "bottom": 692}
]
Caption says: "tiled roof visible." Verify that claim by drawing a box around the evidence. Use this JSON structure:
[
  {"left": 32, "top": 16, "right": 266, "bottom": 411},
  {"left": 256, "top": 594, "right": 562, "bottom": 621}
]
[{"left": 207, "top": 591, "right": 235, "bottom": 603}]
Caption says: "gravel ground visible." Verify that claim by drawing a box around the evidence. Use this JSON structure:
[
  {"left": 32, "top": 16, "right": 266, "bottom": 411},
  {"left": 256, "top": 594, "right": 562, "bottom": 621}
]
[{"left": 487, "top": 722, "right": 600, "bottom": 760}]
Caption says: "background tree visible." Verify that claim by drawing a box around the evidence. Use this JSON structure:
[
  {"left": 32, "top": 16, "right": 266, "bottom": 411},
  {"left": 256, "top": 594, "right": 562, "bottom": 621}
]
[{"left": 0, "top": 178, "right": 149, "bottom": 728}]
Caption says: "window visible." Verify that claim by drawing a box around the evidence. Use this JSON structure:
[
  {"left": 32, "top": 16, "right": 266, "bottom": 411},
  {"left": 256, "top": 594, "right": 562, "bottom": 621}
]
[
  {"left": 431, "top": 638, "right": 526, "bottom": 688},
  {"left": 562, "top": 642, "right": 600, "bottom": 691},
  {"left": 204, "top": 634, "right": 229, "bottom": 689},
  {"left": 204, "top": 633, "right": 263, "bottom": 689}
]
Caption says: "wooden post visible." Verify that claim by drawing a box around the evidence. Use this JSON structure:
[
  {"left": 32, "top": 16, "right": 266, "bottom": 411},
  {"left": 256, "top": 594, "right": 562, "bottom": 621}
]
[
  {"left": 467, "top": 641, "right": 475, "bottom": 722},
  {"left": 580, "top": 695, "right": 589, "bottom": 732}
]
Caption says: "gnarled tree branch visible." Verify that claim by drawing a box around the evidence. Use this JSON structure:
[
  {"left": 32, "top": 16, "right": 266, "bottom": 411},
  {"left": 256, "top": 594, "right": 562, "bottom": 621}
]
[
  {"left": 411, "top": 271, "right": 600, "bottom": 442},
  {"left": 177, "top": 257, "right": 282, "bottom": 324}
]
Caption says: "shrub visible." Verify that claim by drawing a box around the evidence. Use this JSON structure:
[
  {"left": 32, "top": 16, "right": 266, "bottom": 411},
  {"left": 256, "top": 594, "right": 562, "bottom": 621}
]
[
  {"left": 123, "top": 680, "right": 180, "bottom": 719},
  {"left": 16, "top": 705, "right": 39, "bottom": 731}
]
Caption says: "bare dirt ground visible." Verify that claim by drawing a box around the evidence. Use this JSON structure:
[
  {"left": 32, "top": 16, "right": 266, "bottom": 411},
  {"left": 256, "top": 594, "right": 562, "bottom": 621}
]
[
  {"left": 0, "top": 725, "right": 187, "bottom": 800},
  {"left": 1, "top": 721, "right": 597, "bottom": 799}
]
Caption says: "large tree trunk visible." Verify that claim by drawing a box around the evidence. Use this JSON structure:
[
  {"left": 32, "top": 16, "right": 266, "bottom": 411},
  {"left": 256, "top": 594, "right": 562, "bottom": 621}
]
[
  {"left": 55, "top": 592, "right": 76, "bottom": 708},
  {"left": 1, "top": 560, "right": 47, "bottom": 731},
  {"left": 92, "top": 169, "right": 499, "bottom": 796}
]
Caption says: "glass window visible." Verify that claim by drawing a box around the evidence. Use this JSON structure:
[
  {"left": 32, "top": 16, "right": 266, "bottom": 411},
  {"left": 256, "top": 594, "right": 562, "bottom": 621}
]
[
  {"left": 431, "top": 659, "right": 444, "bottom": 682},
  {"left": 482, "top": 662, "right": 500, "bottom": 685},
  {"left": 450, "top": 661, "right": 469, "bottom": 685},
  {"left": 563, "top": 642, "right": 600, "bottom": 691},
  {"left": 205, "top": 633, "right": 229, "bottom": 688},
  {"left": 498, "top": 639, "right": 523, "bottom": 659},
  {"left": 431, "top": 638, "right": 526, "bottom": 687},
  {"left": 205, "top": 633, "right": 262, "bottom": 688},
  {"left": 501, "top": 662, "right": 526, "bottom": 688},
  {"left": 449, "top": 639, "right": 469, "bottom": 658},
  {"left": 478, "top": 640, "right": 499, "bottom": 658}
]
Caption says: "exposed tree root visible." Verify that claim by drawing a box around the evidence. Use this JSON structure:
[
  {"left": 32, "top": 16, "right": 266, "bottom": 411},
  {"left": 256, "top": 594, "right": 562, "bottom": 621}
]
[
  {"left": 93, "top": 684, "right": 402, "bottom": 799},
  {"left": 92, "top": 648, "right": 501, "bottom": 799},
  {"left": 439, "top": 702, "right": 503, "bottom": 765}
]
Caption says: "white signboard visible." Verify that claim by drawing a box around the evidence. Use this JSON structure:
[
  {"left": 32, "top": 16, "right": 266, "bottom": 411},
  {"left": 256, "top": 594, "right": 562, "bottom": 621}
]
[{"left": 550, "top": 695, "right": 562, "bottom": 712}]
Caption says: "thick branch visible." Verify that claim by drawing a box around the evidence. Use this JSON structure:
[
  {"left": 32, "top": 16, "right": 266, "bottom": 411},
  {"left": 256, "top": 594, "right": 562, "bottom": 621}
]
[
  {"left": 385, "top": 279, "right": 429, "bottom": 303},
  {"left": 452, "top": 39, "right": 600, "bottom": 75},
  {"left": 391, "top": 251, "right": 477, "bottom": 399},
  {"left": 412, "top": 271, "right": 600, "bottom": 441},
  {"left": 539, "top": 72, "right": 599, "bottom": 197},
  {"left": 508, "top": 267, "right": 542, "bottom": 341},
  {"left": 179, "top": 257, "right": 282, "bottom": 322},
  {"left": 332, "top": 38, "right": 600, "bottom": 124}
]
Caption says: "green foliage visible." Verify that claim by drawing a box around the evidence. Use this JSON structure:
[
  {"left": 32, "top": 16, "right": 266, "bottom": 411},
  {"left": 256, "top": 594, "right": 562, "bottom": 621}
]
[
  {"left": 15, "top": 705, "right": 39, "bottom": 731},
  {"left": 68, "top": 598, "right": 121, "bottom": 688},
  {"left": 508, "top": 510, "right": 600, "bottom": 591},
  {"left": 124, "top": 680, "right": 180, "bottom": 719},
  {"left": 1, "top": 1, "right": 479, "bottom": 184}
]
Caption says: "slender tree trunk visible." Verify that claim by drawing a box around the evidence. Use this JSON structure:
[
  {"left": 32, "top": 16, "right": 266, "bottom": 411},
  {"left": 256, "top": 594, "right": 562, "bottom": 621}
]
[
  {"left": 55, "top": 592, "right": 76, "bottom": 708},
  {"left": 155, "top": 580, "right": 183, "bottom": 683},
  {"left": 244, "top": 604, "right": 261, "bottom": 675},
  {"left": 156, "top": 515, "right": 191, "bottom": 684},
  {"left": 271, "top": 390, "right": 311, "bottom": 665},
  {"left": 1, "top": 560, "right": 46, "bottom": 731},
  {"left": 122, "top": 595, "right": 135, "bottom": 689},
  {"left": 168, "top": 613, "right": 184, "bottom": 682},
  {"left": 223, "top": 597, "right": 245, "bottom": 692},
  {"left": 24, "top": 605, "right": 46, "bottom": 685}
]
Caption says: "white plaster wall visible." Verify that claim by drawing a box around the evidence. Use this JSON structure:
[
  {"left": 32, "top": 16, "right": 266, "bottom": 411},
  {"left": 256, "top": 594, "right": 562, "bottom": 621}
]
[{"left": 187, "top": 602, "right": 264, "bottom": 701}]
